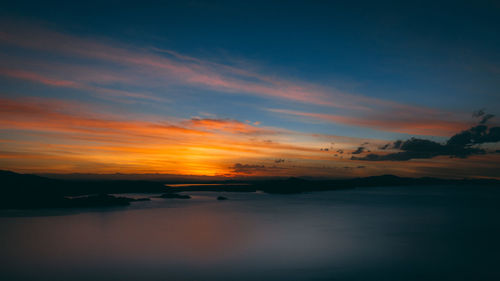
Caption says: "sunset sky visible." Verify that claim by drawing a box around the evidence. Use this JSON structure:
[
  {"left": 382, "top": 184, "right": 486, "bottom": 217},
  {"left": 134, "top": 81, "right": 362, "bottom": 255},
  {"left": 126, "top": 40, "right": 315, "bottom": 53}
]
[{"left": 1, "top": 1, "right": 499, "bottom": 178}]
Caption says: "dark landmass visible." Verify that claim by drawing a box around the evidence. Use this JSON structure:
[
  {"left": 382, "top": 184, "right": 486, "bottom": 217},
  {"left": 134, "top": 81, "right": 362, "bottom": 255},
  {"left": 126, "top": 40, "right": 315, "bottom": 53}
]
[
  {"left": 1, "top": 170, "right": 499, "bottom": 209},
  {"left": 1, "top": 170, "right": 167, "bottom": 195},
  {"left": 61, "top": 194, "right": 145, "bottom": 208},
  {"left": 167, "top": 175, "right": 500, "bottom": 194},
  {"left": 38, "top": 172, "right": 232, "bottom": 182},
  {"left": 0, "top": 192, "right": 150, "bottom": 210},
  {"left": 0, "top": 170, "right": 165, "bottom": 209}
]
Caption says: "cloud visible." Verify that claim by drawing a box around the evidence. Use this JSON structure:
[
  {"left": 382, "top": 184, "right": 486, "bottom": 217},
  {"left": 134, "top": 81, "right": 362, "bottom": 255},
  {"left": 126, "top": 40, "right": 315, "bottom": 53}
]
[
  {"left": 0, "top": 20, "right": 460, "bottom": 120},
  {"left": 393, "top": 140, "right": 403, "bottom": 149},
  {"left": 187, "top": 118, "right": 271, "bottom": 134},
  {"left": 0, "top": 97, "right": 213, "bottom": 143},
  {"left": 0, "top": 69, "right": 77, "bottom": 87},
  {"left": 232, "top": 163, "right": 267, "bottom": 174},
  {"left": 231, "top": 163, "right": 289, "bottom": 175},
  {"left": 0, "top": 68, "right": 166, "bottom": 103},
  {"left": 351, "top": 146, "right": 365, "bottom": 155},
  {"left": 0, "top": 22, "right": 347, "bottom": 108},
  {"left": 0, "top": 96, "right": 335, "bottom": 175},
  {"left": 380, "top": 143, "right": 390, "bottom": 150},
  {"left": 472, "top": 109, "right": 495, "bottom": 125},
  {"left": 480, "top": 114, "right": 495, "bottom": 124},
  {"left": 352, "top": 117, "right": 500, "bottom": 161},
  {"left": 267, "top": 108, "right": 468, "bottom": 137},
  {"left": 472, "top": 109, "right": 486, "bottom": 118}
]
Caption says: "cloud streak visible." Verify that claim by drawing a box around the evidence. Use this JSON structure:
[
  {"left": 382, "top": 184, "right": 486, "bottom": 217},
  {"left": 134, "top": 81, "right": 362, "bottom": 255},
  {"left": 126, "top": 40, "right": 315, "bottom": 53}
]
[
  {"left": 1, "top": 20, "right": 498, "bottom": 179},
  {"left": 0, "top": 20, "right": 457, "bottom": 120},
  {"left": 267, "top": 108, "right": 468, "bottom": 137},
  {"left": 0, "top": 96, "right": 340, "bottom": 175},
  {"left": 0, "top": 68, "right": 167, "bottom": 103}
]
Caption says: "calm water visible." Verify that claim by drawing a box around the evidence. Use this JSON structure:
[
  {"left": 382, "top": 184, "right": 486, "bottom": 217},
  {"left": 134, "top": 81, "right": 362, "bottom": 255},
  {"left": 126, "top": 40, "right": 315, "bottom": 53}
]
[{"left": 1, "top": 185, "right": 499, "bottom": 281}]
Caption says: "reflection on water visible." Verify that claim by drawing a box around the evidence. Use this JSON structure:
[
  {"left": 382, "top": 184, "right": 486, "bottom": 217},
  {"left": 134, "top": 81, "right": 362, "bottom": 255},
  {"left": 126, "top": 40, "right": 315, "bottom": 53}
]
[{"left": 1, "top": 185, "right": 500, "bottom": 281}]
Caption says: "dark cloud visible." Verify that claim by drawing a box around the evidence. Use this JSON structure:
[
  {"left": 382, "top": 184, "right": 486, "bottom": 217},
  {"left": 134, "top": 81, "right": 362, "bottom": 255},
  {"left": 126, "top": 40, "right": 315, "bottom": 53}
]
[
  {"left": 393, "top": 140, "right": 403, "bottom": 149},
  {"left": 352, "top": 121, "right": 500, "bottom": 161},
  {"left": 379, "top": 140, "right": 404, "bottom": 151},
  {"left": 351, "top": 146, "right": 365, "bottom": 154},
  {"left": 320, "top": 148, "right": 329, "bottom": 151},
  {"left": 275, "top": 159, "right": 285, "bottom": 163},
  {"left": 472, "top": 109, "right": 495, "bottom": 124},
  {"left": 472, "top": 109, "right": 486, "bottom": 118},
  {"left": 480, "top": 114, "right": 495, "bottom": 124},
  {"left": 336, "top": 149, "right": 344, "bottom": 154},
  {"left": 232, "top": 163, "right": 267, "bottom": 174},
  {"left": 232, "top": 163, "right": 287, "bottom": 174}
]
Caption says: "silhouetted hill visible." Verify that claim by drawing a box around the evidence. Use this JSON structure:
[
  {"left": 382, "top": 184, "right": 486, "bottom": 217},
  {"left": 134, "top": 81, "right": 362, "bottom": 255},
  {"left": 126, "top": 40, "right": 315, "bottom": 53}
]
[
  {"left": 255, "top": 175, "right": 500, "bottom": 193},
  {"left": 0, "top": 170, "right": 166, "bottom": 209},
  {"left": 1, "top": 170, "right": 167, "bottom": 195},
  {"left": 165, "top": 174, "right": 500, "bottom": 194},
  {"left": 1, "top": 170, "right": 499, "bottom": 209}
]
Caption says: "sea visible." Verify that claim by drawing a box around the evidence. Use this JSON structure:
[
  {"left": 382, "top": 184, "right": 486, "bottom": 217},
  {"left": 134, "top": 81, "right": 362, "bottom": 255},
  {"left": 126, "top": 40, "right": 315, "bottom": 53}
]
[{"left": 1, "top": 185, "right": 499, "bottom": 281}]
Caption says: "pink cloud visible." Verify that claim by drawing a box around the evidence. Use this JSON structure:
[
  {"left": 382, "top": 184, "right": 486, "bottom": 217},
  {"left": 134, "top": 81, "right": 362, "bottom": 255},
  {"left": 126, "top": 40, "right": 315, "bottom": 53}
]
[
  {"left": 0, "top": 20, "right": 452, "bottom": 117},
  {"left": 187, "top": 118, "right": 272, "bottom": 135},
  {"left": 0, "top": 67, "right": 167, "bottom": 103},
  {"left": 268, "top": 108, "right": 468, "bottom": 137},
  {"left": 0, "top": 69, "right": 77, "bottom": 87}
]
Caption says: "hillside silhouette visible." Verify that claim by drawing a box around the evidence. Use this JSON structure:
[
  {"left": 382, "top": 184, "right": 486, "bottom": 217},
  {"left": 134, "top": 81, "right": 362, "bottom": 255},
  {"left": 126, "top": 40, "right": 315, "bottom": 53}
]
[{"left": 1, "top": 170, "right": 498, "bottom": 209}]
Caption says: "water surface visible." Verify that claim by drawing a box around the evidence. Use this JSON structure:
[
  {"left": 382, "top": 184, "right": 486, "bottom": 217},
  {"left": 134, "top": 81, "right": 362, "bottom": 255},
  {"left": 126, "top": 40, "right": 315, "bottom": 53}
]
[{"left": 1, "top": 185, "right": 499, "bottom": 280}]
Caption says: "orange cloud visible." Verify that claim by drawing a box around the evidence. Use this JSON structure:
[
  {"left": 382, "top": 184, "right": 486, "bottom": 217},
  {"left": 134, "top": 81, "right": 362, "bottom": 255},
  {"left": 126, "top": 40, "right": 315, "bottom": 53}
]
[
  {"left": 0, "top": 97, "right": 331, "bottom": 175},
  {"left": 0, "top": 97, "right": 209, "bottom": 139},
  {"left": 1, "top": 21, "right": 495, "bottom": 178}
]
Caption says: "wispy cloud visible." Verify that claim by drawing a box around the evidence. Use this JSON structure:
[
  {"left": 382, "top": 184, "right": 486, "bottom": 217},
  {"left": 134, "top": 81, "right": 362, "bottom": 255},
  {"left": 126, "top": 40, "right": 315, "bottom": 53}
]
[
  {"left": 187, "top": 118, "right": 273, "bottom": 135},
  {"left": 0, "top": 96, "right": 342, "bottom": 175},
  {"left": 0, "top": 69, "right": 77, "bottom": 87},
  {"left": 0, "top": 20, "right": 455, "bottom": 118},
  {"left": 1, "top": 94, "right": 497, "bottom": 178},
  {"left": 267, "top": 108, "right": 468, "bottom": 137},
  {"left": 0, "top": 68, "right": 168, "bottom": 103},
  {"left": 1, "top": 20, "right": 496, "bottom": 178}
]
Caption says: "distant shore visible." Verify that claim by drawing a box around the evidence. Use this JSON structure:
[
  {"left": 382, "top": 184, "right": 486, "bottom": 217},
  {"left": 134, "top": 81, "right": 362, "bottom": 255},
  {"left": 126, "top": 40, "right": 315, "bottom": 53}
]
[{"left": 1, "top": 170, "right": 499, "bottom": 210}]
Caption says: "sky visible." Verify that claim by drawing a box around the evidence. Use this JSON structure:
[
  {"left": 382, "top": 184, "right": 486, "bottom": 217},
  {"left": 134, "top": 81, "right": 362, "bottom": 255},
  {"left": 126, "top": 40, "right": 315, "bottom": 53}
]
[{"left": 0, "top": 1, "right": 499, "bottom": 179}]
